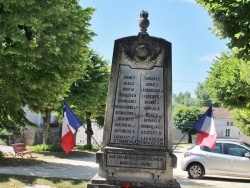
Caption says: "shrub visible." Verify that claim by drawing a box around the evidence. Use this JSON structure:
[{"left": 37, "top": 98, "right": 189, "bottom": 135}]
[
  {"left": 0, "top": 137, "right": 7, "bottom": 145},
  {"left": 48, "top": 142, "right": 63, "bottom": 152},
  {"left": 77, "top": 144, "right": 91, "bottom": 150},
  {"left": 29, "top": 143, "right": 63, "bottom": 152},
  {"left": 77, "top": 144, "right": 101, "bottom": 150},
  {"left": 0, "top": 151, "right": 4, "bottom": 159}
]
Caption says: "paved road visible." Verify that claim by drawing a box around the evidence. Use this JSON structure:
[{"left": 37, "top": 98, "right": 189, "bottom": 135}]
[
  {"left": 0, "top": 145, "right": 98, "bottom": 180},
  {"left": 1, "top": 145, "right": 249, "bottom": 188}
]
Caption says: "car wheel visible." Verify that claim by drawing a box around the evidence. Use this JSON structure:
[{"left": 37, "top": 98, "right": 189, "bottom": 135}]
[{"left": 187, "top": 163, "right": 204, "bottom": 179}]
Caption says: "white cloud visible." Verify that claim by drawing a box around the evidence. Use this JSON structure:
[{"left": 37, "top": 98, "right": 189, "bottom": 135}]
[{"left": 196, "top": 53, "right": 219, "bottom": 63}]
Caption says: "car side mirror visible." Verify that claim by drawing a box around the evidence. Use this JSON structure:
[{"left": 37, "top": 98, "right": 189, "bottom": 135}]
[{"left": 245, "top": 153, "right": 250, "bottom": 158}]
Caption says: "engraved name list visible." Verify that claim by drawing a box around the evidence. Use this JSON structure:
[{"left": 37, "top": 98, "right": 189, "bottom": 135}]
[{"left": 110, "top": 65, "right": 165, "bottom": 147}]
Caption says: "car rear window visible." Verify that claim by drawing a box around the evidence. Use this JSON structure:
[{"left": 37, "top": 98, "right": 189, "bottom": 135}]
[
  {"left": 200, "top": 143, "right": 222, "bottom": 154},
  {"left": 200, "top": 146, "right": 212, "bottom": 152}
]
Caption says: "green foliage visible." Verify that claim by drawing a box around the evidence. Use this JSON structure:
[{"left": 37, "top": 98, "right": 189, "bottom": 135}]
[
  {"left": 29, "top": 143, "right": 63, "bottom": 152},
  {"left": 196, "top": 0, "right": 250, "bottom": 60},
  {"left": 77, "top": 144, "right": 100, "bottom": 150},
  {"left": 196, "top": 0, "right": 250, "bottom": 136},
  {"left": 0, "top": 0, "right": 95, "bottom": 132},
  {"left": 172, "top": 92, "right": 198, "bottom": 109},
  {"left": 173, "top": 105, "right": 204, "bottom": 134},
  {"left": 0, "top": 151, "right": 4, "bottom": 159},
  {"left": 205, "top": 51, "right": 250, "bottom": 109},
  {"left": 66, "top": 49, "right": 110, "bottom": 124},
  {"left": 195, "top": 83, "right": 214, "bottom": 107},
  {"left": 48, "top": 142, "right": 63, "bottom": 152},
  {"left": 241, "top": 61, "right": 250, "bottom": 85},
  {"left": 0, "top": 129, "right": 9, "bottom": 145},
  {"left": 172, "top": 92, "right": 205, "bottom": 141},
  {"left": 0, "top": 138, "right": 7, "bottom": 145},
  {"left": 64, "top": 50, "right": 110, "bottom": 146},
  {"left": 232, "top": 109, "right": 250, "bottom": 136},
  {"left": 77, "top": 144, "right": 92, "bottom": 150},
  {"left": 29, "top": 144, "right": 49, "bottom": 152},
  {"left": 205, "top": 50, "right": 250, "bottom": 135},
  {"left": 0, "top": 174, "right": 88, "bottom": 188}
]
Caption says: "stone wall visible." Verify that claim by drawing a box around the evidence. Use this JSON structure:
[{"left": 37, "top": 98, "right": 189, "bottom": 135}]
[{"left": 22, "top": 126, "right": 60, "bottom": 145}]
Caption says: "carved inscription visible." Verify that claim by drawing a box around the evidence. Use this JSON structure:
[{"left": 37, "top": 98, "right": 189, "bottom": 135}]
[
  {"left": 110, "top": 65, "right": 164, "bottom": 146},
  {"left": 107, "top": 153, "right": 166, "bottom": 170}
]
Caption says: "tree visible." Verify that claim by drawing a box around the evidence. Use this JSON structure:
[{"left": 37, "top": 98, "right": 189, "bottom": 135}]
[
  {"left": 205, "top": 51, "right": 250, "bottom": 135},
  {"left": 241, "top": 61, "right": 250, "bottom": 85},
  {"left": 0, "top": 0, "right": 95, "bottom": 143},
  {"left": 196, "top": 0, "right": 250, "bottom": 136},
  {"left": 172, "top": 92, "right": 198, "bottom": 109},
  {"left": 195, "top": 82, "right": 220, "bottom": 107},
  {"left": 196, "top": 0, "right": 250, "bottom": 60},
  {"left": 66, "top": 49, "right": 110, "bottom": 147},
  {"left": 232, "top": 109, "right": 250, "bottom": 136},
  {"left": 205, "top": 51, "right": 250, "bottom": 109},
  {"left": 173, "top": 105, "right": 204, "bottom": 143}
]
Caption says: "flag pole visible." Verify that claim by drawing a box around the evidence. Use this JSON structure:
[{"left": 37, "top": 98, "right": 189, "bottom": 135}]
[
  {"left": 171, "top": 105, "right": 215, "bottom": 154},
  {"left": 81, "top": 124, "right": 101, "bottom": 148},
  {"left": 62, "top": 101, "right": 101, "bottom": 151},
  {"left": 171, "top": 127, "right": 193, "bottom": 154}
]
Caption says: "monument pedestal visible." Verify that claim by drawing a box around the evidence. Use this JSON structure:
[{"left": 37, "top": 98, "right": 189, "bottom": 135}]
[
  {"left": 88, "top": 11, "right": 180, "bottom": 188},
  {"left": 87, "top": 148, "right": 180, "bottom": 188}
]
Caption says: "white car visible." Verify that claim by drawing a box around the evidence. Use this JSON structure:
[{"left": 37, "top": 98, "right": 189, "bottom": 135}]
[{"left": 181, "top": 139, "right": 250, "bottom": 179}]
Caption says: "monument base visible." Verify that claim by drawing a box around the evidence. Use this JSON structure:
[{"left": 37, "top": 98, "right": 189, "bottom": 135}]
[{"left": 87, "top": 174, "right": 181, "bottom": 188}]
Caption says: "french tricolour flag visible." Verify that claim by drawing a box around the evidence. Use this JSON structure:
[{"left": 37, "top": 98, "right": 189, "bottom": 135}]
[
  {"left": 61, "top": 102, "right": 81, "bottom": 154},
  {"left": 193, "top": 106, "right": 217, "bottom": 150}
]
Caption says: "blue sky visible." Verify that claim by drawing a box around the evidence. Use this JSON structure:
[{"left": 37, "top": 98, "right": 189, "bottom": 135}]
[{"left": 79, "top": 0, "right": 228, "bottom": 97}]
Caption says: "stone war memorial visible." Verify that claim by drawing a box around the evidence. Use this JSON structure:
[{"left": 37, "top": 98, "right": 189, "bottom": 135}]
[{"left": 88, "top": 11, "right": 180, "bottom": 188}]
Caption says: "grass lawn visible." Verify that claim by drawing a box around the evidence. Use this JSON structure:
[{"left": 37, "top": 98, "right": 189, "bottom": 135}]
[{"left": 0, "top": 174, "right": 88, "bottom": 188}]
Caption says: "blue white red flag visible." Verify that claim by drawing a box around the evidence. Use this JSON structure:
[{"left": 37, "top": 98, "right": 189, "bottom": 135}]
[
  {"left": 193, "top": 106, "right": 217, "bottom": 150},
  {"left": 61, "top": 102, "right": 81, "bottom": 154}
]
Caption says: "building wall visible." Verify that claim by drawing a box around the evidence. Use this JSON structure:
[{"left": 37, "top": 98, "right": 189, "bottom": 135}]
[
  {"left": 23, "top": 105, "right": 59, "bottom": 126},
  {"left": 214, "top": 118, "right": 240, "bottom": 139},
  {"left": 17, "top": 106, "right": 60, "bottom": 145}
]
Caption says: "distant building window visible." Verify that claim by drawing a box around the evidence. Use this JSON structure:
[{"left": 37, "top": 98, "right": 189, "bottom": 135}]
[
  {"left": 227, "top": 122, "right": 233, "bottom": 126},
  {"left": 225, "top": 129, "right": 230, "bottom": 137}
]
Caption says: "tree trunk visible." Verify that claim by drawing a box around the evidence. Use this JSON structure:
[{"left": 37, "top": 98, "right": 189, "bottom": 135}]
[
  {"left": 188, "top": 133, "right": 192, "bottom": 143},
  {"left": 85, "top": 111, "right": 93, "bottom": 147},
  {"left": 43, "top": 108, "right": 52, "bottom": 144}
]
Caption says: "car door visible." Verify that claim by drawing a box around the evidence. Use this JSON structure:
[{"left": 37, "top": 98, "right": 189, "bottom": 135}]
[
  {"left": 200, "top": 143, "right": 229, "bottom": 173},
  {"left": 222, "top": 143, "right": 250, "bottom": 177}
]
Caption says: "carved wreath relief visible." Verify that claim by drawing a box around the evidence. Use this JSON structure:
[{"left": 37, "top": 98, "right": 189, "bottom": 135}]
[{"left": 121, "top": 39, "right": 164, "bottom": 69}]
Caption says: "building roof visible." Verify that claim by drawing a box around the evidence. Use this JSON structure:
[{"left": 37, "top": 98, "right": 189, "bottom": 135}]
[
  {"left": 212, "top": 107, "right": 232, "bottom": 119},
  {"left": 202, "top": 107, "right": 232, "bottom": 119}
]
